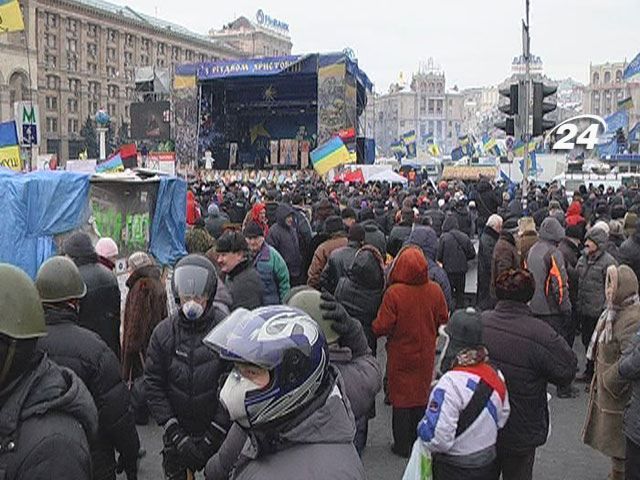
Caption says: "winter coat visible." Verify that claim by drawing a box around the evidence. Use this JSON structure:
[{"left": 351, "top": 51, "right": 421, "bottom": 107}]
[
  {"left": 558, "top": 238, "right": 582, "bottom": 305},
  {"left": 228, "top": 368, "right": 366, "bottom": 480},
  {"left": 187, "top": 191, "right": 201, "bottom": 226},
  {"left": 72, "top": 256, "right": 122, "bottom": 358},
  {"left": 320, "top": 241, "right": 360, "bottom": 294},
  {"left": 482, "top": 301, "right": 577, "bottom": 451},
  {"left": 619, "top": 231, "right": 640, "bottom": 281},
  {"left": 266, "top": 204, "right": 303, "bottom": 280},
  {"left": 437, "top": 216, "right": 476, "bottom": 275},
  {"left": 566, "top": 201, "right": 585, "bottom": 227},
  {"left": 122, "top": 265, "right": 167, "bottom": 379},
  {"left": 206, "top": 210, "right": 231, "bottom": 239},
  {"left": 527, "top": 220, "right": 572, "bottom": 318},
  {"left": 38, "top": 306, "right": 140, "bottom": 479},
  {"left": 491, "top": 232, "right": 519, "bottom": 297},
  {"left": 477, "top": 227, "right": 499, "bottom": 310},
  {"left": 619, "top": 306, "right": 640, "bottom": 447},
  {"left": 252, "top": 242, "right": 290, "bottom": 305},
  {"left": 405, "top": 227, "right": 454, "bottom": 311},
  {"left": 583, "top": 301, "right": 640, "bottom": 458},
  {"left": 0, "top": 355, "right": 98, "bottom": 480},
  {"left": 225, "top": 259, "right": 264, "bottom": 310},
  {"left": 372, "top": 246, "right": 449, "bottom": 408},
  {"left": 453, "top": 205, "right": 473, "bottom": 237},
  {"left": 475, "top": 180, "right": 500, "bottom": 226},
  {"left": 307, "top": 235, "right": 348, "bottom": 289},
  {"left": 292, "top": 205, "right": 314, "bottom": 269},
  {"left": 426, "top": 208, "right": 446, "bottom": 236},
  {"left": 387, "top": 223, "right": 413, "bottom": 258},
  {"left": 518, "top": 231, "right": 538, "bottom": 269},
  {"left": 145, "top": 305, "right": 230, "bottom": 434},
  {"left": 335, "top": 245, "right": 386, "bottom": 353},
  {"left": 576, "top": 250, "right": 618, "bottom": 318},
  {"left": 361, "top": 219, "right": 387, "bottom": 257}
]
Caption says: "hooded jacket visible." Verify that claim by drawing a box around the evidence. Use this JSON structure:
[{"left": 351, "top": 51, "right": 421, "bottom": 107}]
[
  {"left": 307, "top": 235, "right": 348, "bottom": 290},
  {"left": 576, "top": 234, "right": 618, "bottom": 318},
  {"left": 225, "top": 259, "right": 264, "bottom": 310},
  {"left": 405, "top": 227, "right": 453, "bottom": 311},
  {"left": 360, "top": 219, "right": 387, "bottom": 257},
  {"left": 477, "top": 227, "right": 500, "bottom": 310},
  {"left": 252, "top": 241, "right": 290, "bottom": 305},
  {"left": 490, "top": 231, "right": 520, "bottom": 297},
  {"left": 387, "top": 221, "right": 413, "bottom": 258},
  {"left": 620, "top": 300, "right": 640, "bottom": 447},
  {"left": 527, "top": 218, "right": 572, "bottom": 317},
  {"left": 205, "top": 206, "right": 231, "bottom": 240},
  {"left": 38, "top": 307, "right": 140, "bottom": 479},
  {"left": 0, "top": 355, "right": 98, "bottom": 480},
  {"left": 558, "top": 238, "right": 582, "bottom": 305},
  {"left": 474, "top": 180, "right": 500, "bottom": 224},
  {"left": 266, "top": 204, "right": 303, "bottom": 279},
  {"left": 372, "top": 246, "right": 449, "bottom": 408},
  {"left": 565, "top": 201, "right": 585, "bottom": 226},
  {"left": 320, "top": 241, "right": 360, "bottom": 295},
  {"left": 619, "top": 230, "right": 640, "bottom": 281},
  {"left": 437, "top": 216, "right": 476, "bottom": 275}
]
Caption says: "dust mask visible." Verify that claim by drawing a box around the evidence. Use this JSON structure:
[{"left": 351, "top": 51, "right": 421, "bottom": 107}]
[
  {"left": 182, "top": 300, "right": 204, "bottom": 320},
  {"left": 219, "top": 369, "right": 263, "bottom": 427}
]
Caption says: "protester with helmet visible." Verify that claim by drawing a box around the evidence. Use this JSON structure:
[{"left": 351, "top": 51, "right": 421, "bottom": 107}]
[
  {"left": 35, "top": 256, "right": 141, "bottom": 480},
  {"left": 203, "top": 305, "right": 366, "bottom": 480},
  {"left": 144, "top": 254, "right": 230, "bottom": 479},
  {"left": 0, "top": 263, "right": 98, "bottom": 480}
]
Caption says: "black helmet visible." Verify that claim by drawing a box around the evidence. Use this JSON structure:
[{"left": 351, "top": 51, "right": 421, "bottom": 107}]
[
  {"left": 171, "top": 254, "right": 218, "bottom": 306},
  {"left": 36, "top": 256, "right": 87, "bottom": 303}
]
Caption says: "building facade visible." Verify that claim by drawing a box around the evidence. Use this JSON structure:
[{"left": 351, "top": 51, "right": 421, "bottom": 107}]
[
  {"left": 584, "top": 61, "right": 640, "bottom": 126},
  {"left": 0, "top": 0, "right": 243, "bottom": 162},
  {"left": 209, "top": 13, "right": 292, "bottom": 58}
]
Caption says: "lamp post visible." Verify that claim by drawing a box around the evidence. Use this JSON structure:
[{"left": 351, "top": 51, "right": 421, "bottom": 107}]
[{"left": 95, "top": 109, "right": 111, "bottom": 161}]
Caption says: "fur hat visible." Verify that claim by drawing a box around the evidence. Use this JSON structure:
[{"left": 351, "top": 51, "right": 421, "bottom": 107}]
[
  {"left": 495, "top": 269, "right": 535, "bottom": 303},
  {"left": 324, "top": 215, "right": 345, "bottom": 235},
  {"left": 243, "top": 221, "right": 264, "bottom": 239},
  {"left": 585, "top": 226, "right": 608, "bottom": 248}
]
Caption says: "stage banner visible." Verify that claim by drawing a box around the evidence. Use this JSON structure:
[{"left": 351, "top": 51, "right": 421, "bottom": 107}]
[
  {"left": 300, "top": 141, "right": 311, "bottom": 169},
  {"left": 229, "top": 143, "right": 238, "bottom": 167},
  {"left": 270, "top": 140, "right": 279, "bottom": 165},
  {"left": 280, "top": 139, "right": 298, "bottom": 166},
  {"left": 197, "top": 56, "right": 304, "bottom": 81},
  {"left": 173, "top": 66, "right": 199, "bottom": 164}
]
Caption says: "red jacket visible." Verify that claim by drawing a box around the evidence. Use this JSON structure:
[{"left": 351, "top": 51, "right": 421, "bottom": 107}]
[
  {"left": 565, "top": 201, "right": 585, "bottom": 227},
  {"left": 186, "top": 191, "right": 201, "bottom": 226},
  {"left": 373, "top": 246, "right": 449, "bottom": 408}
]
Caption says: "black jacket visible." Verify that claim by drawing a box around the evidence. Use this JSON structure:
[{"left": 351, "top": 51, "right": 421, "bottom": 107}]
[
  {"left": 475, "top": 180, "right": 500, "bottom": 224},
  {"left": 437, "top": 216, "right": 476, "bottom": 274},
  {"left": 482, "top": 301, "right": 577, "bottom": 451},
  {"left": 225, "top": 258, "right": 264, "bottom": 310},
  {"left": 266, "top": 204, "right": 303, "bottom": 279},
  {"left": 476, "top": 227, "right": 500, "bottom": 310},
  {"left": 205, "top": 211, "right": 230, "bottom": 239},
  {"left": 37, "top": 306, "right": 140, "bottom": 478},
  {"left": 361, "top": 219, "right": 387, "bottom": 257},
  {"left": 425, "top": 208, "right": 446, "bottom": 236},
  {"left": 387, "top": 223, "right": 413, "bottom": 257},
  {"left": 72, "top": 255, "right": 122, "bottom": 358},
  {"left": 453, "top": 205, "right": 473, "bottom": 237},
  {"left": 619, "top": 231, "right": 640, "bottom": 281},
  {"left": 320, "top": 241, "right": 360, "bottom": 295},
  {"left": 0, "top": 355, "right": 98, "bottom": 480},
  {"left": 558, "top": 238, "right": 582, "bottom": 304},
  {"left": 145, "top": 305, "right": 230, "bottom": 434}
]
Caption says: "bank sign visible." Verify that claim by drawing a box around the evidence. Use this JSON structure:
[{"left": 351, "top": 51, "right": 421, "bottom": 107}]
[
  {"left": 256, "top": 9, "right": 289, "bottom": 33},
  {"left": 14, "top": 102, "right": 40, "bottom": 147}
]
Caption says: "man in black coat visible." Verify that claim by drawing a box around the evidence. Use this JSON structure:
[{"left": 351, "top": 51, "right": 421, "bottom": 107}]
[
  {"left": 482, "top": 269, "right": 577, "bottom": 480},
  {"left": 476, "top": 214, "right": 502, "bottom": 310},
  {"left": 437, "top": 215, "right": 476, "bottom": 309},
  {"left": 387, "top": 207, "right": 415, "bottom": 258},
  {"left": 320, "top": 224, "right": 365, "bottom": 295},
  {"left": 216, "top": 231, "right": 264, "bottom": 310},
  {"left": 358, "top": 208, "right": 387, "bottom": 257},
  {"left": 35, "top": 256, "right": 140, "bottom": 480},
  {"left": 205, "top": 203, "right": 230, "bottom": 240},
  {"left": 266, "top": 204, "right": 304, "bottom": 286},
  {"left": 620, "top": 228, "right": 640, "bottom": 281},
  {"left": 63, "top": 232, "right": 122, "bottom": 357},
  {"left": 474, "top": 178, "right": 501, "bottom": 232}
]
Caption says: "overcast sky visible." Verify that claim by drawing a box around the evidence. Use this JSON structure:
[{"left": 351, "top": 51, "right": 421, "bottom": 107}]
[{"left": 127, "top": 0, "right": 638, "bottom": 92}]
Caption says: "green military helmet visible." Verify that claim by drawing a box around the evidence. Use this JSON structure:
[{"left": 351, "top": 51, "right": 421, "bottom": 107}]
[
  {"left": 284, "top": 287, "right": 340, "bottom": 344},
  {"left": 0, "top": 264, "right": 47, "bottom": 339},
  {"left": 35, "top": 256, "right": 87, "bottom": 303}
]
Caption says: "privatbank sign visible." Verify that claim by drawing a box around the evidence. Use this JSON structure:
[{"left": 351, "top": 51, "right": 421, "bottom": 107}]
[{"left": 256, "top": 9, "right": 289, "bottom": 33}]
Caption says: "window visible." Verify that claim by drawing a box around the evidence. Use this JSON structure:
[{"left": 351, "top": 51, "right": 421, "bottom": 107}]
[
  {"left": 592, "top": 72, "right": 599, "bottom": 85},
  {"left": 172, "top": 46, "right": 181, "bottom": 61},
  {"left": 45, "top": 12, "right": 57, "bottom": 28},
  {"left": 46, "top": 117, "right": 58, "bottom": 133},
  {"left": 45, "top": 33, "right": 57, "bottom": 48},
  {"left": 68, "top": 118, "right": 79, "bottom": 134},
  {"left": 604, "top": 71, "right": 611, "bottom": 84},
  {"left": 157, "top": 42, "right": 165, "bottom": 55},
  {"left": 616, "top": 70, "right": 623, "bottom": 82},
  {"left": 46, "top": 96, "right": 58, "bottom": 110},
  {"left": 66, "top": 38, "right": 77, "bottom": 52},
  {"left": 107, "top": 103, "right": 117, "bottom": 116},
  {"left": 108, "top": 85, "right": 119, "bottom": 98},
  {"left": 68, "top": 78, "right": 80, "bottom": 94},
  {"left": 45, "top": 54, "right": 57, "bottom": 68},
  {"left": 156, "top": 58, "right": 165, "bottom": 67},
  {"left": 185, "top": 50, "right": 193, "bottom": 61},
  {"left": 125, "top": 87, "right": 134, "bottom": 99},
  {"left": 124, "top": 51, "right": 133, "bottom": 64},
  {"left": 199, "top": 54, "right": 206, "bottom": 62},
  {"left": 428, "top": 99, "right": 435, "bottom": 114},
  {"left": 67, "top": 57, "right": 78, "bottom": 72},
  {"left": 87, "top": 62, "right": 97, "bottom": 74},
  {"left": 88, "top": 100, "right": 98, "bottom": 114},
  {"left": 67, "top": 18, "right": 77, "bottom": 32},
  {"left": 88, "top": 81, "right": 100, "bottom": 95},
  {"left": 107, "top": 47, "right": 116, "bottom": 61},
  {"left": 87, "top": 23, "right": 97, "bottom": 38},
  {"left": 68, "top": 98, "right": 78, "bottom": 113},
  {"left": 125, "top": 33, "right": 134, "bottom": 47},
  {"left": 436, "top": 100, "right": 443, "bottom": 115},
  {"left": 140, "top": 54, "right": 149, "bottom": 65},
  {"left": 107, "top": 29, "right": 117, "bottom": 43},
  {"left": 124, "top": 105, "right": 130, "bottom": 117},
  {"left": 46, "top": 75, "right": 59, "bottom": 90},
  {"left": 141, "top": 38, "right": 150, "bottom": 52},
  {"left": 87, "top": 43, "right": 97, "bottom": 58},
  {"left": 125, "top": 69, "right": 134, "bottom": 81},
  {"left": 106, "top": 66, "right": 117, "bottom": 78}
]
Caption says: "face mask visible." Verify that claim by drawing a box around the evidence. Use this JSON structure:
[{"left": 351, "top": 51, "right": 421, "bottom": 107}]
[
  {"left": 219, "top": 369, "right": 263, "bottom": 427},
  {"left": 182, "top": 300, "right": 205, "bottom": 321}
]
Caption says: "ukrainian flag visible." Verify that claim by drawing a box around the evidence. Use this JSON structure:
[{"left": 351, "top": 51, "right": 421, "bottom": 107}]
[
  {"left": 310, "top": 137, "right": 352, "bottom": 176},
  {"left": 401, "top": 130, "right": 417, "bottom": 144},
  {"left": 513, "top": 140, "right": 538, "bottom": 157},
  {"left": 618, "top": 96, "right": 634, "bottom": 111},
  {"left": 428, "top": 143, "right": 440, "bottom": 157},
  {"left": 0, "top": 0, "right": 25, "bottom": 33}
]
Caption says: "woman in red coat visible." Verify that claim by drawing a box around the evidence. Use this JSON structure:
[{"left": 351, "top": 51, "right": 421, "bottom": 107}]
[{"left": 373, "top": 245, "right": 449, "bottom": 458}]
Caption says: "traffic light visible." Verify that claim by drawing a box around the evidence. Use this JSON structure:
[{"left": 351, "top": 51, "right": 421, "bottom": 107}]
[
  {"left": 495, "top": 83, "right": 519, "bottom": 136},
  {"left": 532, "top": 82, "right": 557, "bottom": 136}
]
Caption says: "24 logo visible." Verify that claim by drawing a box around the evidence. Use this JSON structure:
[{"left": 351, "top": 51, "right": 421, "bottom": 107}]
[{"left": 545, "top": 115, "right": 607, "bottom": 151}]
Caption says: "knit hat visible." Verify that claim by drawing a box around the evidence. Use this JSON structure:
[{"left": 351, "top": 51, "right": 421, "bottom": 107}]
[
  {"left": 495, "top": 269, "right": 535, "bottom": 303},
  {"left": 518, "top": 216, "right": 536, "bottom": 235},
  {"left": 341, "top": 208, "right": 357, "bottom": 220},
  {"left": 63, "top": 232, "right": 96, "bottom": 259},
  {"left": 216, "top": 231, "right": 248, "bottom": 253},
  {"left": 243, "top": 221, "right": 264, "bottom": 239},
  {"left": 593, "top": 220, "right": 610, "bottom": 235},
  {"left": 207, "top": 203, "right": 220, "bottom": 216},
  {"left": 624, "top": 212, "right": 638, "bottom": 238},
  {"left": 95, "top": 237, "right": 119, "bottom": 259},
  {"left": 565, "top": 224, "right": 585, "bottom": 242},
  {"left": 127, "top": 251, "right": 154, "bottom": 271},
  {"left": 324, "top": 215, "right": 345, "bottom": 235},
  {"left": 585, "top": 226, "right": 608, "bottom": 248},
  {"left": 285, "top": 287, "right": 340, "bottom": 344},
  {"left": 503, "top": 217, "right": 519, "bottom": 232},
  {"left": 348, "top": 224, "right": 366, "bottom": 243},
  {"left": 440, "top": 307, "right": 483, "bottom": 374},
  {"left": 548, "top": 200, "right": 561, "bottom": 210}
]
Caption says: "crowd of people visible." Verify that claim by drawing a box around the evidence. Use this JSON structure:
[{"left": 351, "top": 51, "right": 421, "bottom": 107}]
[{"left": 2, "top": 173, "right": 640, "bottom": 480}]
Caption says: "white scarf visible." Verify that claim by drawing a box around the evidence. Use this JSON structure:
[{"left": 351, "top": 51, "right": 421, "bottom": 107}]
[{"left": 587, "top": 293, "right": 640, "bottom": 361}]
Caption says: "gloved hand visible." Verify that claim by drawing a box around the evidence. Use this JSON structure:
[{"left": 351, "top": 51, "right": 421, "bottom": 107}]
[
  {"left": 163, "top": 418, "right": 207, "bottom": 472},
  {"left": 203, "top": 420, "right": 228, "bottom": 454},
  {"left": 320, "top": 291, "right": 369, "bottom": 358},
  {"left": 115, "top": 453, "right": 138, "bottom": 480}
]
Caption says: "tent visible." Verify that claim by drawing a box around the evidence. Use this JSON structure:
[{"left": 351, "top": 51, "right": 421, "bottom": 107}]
[{"left": 367, "top": 170, "right": 408, "bottom": 184}]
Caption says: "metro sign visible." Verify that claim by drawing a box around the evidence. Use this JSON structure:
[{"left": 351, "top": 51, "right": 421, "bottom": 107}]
[{"left": 14, "top": 102, "right": 40, "bottom": 147}]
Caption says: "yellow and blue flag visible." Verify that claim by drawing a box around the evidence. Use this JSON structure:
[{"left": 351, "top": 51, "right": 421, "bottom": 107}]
[
  {"left": 0, "top": 0, "right": 25, "bottom": 33},
  {"left": 513, "top": 139, "right": 538, "bottom": 157},
  {"left": 623, "top": 52, "right": 640, "bottom": 81},
  {"left": 401, "top": 130, "right": 417, "bottom": 158},
  {"left": 96, "top": 153, "right": 125, "bottom": 173},
  {"left": 310, "top": 137, "right": 352, "bottom": 176},
  {"left": 0, "top": 120, "right": 21, "bottom": 171},
  {"left": 618, "top": 96, "right": 634, "bottom": 111}
]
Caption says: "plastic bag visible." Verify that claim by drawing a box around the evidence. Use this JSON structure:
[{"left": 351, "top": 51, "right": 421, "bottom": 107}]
[{"left": 402, "top": 439, "right": 433, "bottom": 480}]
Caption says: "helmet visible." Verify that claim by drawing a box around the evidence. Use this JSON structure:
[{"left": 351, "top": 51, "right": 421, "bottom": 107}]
[
  {"left": 36, "top": 256, "right": 87, "bottom": 303},
  {"left": 0, "top": 264, "right": 47, "bottom": 339},
  {"left": 96, "top": 237, "right": 119, "bottom": 259},
  {"left": 284, "top": 287, "right": 339, "bottom": 344},
  {"left": 204, "top": 306, "right": 328, "bottom": 426},
  {"left": 171, "top": 254, "right": 218, "bottom": 305}
]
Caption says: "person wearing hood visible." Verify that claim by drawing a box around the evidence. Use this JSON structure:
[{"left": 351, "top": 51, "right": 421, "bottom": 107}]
[
  {"left": 0, "top": 263, "right": 98, "bottom": 480},
  {"left": 607, "top": 220, "right": 625, "bottom": 260},
  {"left": 576, "top": 226, "right": 618, "bottom": 384},
  {"left": 474, "top": 178, "right": 501, "bottom": 232},
  {"left": 619, "top": 218, "right": 640, "bottom": 281},
  {"left": 307, "top": 215, "right": 348, "bottom": 289},
  {"left": 244, "top": 221, "right": 290, "bottom": 305},
  {"left": 242, "top": 202, "right": 269, "bottom": 237},
  {"left": 477, "top": 214, "right": 502, "bottom": 310},
  {"left": 145, "top": 255, "right": 230, "bottom": 479},
  {"left": 35, "top": 257, "right": 141, "bottom": 480},
  {"left": 320, "top": 224, "right": 365, "bottom": 295},
  {"left": 583, "top": 265, "right": 640, "bottom": 480},
  {"left": 216, "top": 231, "right": 264, "bottom": 310},
  {"left": 205, "top": 203, "right": 230, "bottom": 240},
  {"left": 266, "top": 204, "right": 304, "bottom": 286},
  {"left": 453, "top": 200, "right": 473, "bottom": 237},
  {"left": 623, "top": 211, "right": 637, "bottom": 239},
  {"left": 527, "top": 217, "right": 572, "bottom": 344},
  {"left": 419, "top": 308, "right": 510, "bottom": 480},
  {"left": 63, "top": 232, "right": 122, "bottom": 358},
  {"left": 490, "top": 217, "right": 520, "bottom": 301},
  {"left": 566, "top": 199, "right": 586, "bottom": 228},
  {"left": 359, "top": 208, "right": 387, "bottom": 256},
  {"left": 186, "top": 190, "right": 202, "bottom": 226},
  {"left": 203, "top": 305, "right": 367, "bottom": 480},
  {"left": 548, "top": 200, "right": 566, "bottom": 227},
  {"left": 373, "top": 246, "right": 449, "bottom": 458},
  {"left": 387, "top": 207, "right": 415, "bottom": 258},
  {"left": 426, "top": 200, "right": 446, "bottom": 236},
  {"left": 291, "top": 193, "right": 314, "bottom": 281},
  {"left": 482, "top": 269, "right": 577, "bottom": 480},
  {"left": 405, "top": 226, "right": 454, "bottom": 311},
  {"left": 437, "top": 215, "right": 476, "bottom": 310},
  {"left": 517, "top": 217, "right": 538, "bottom": 269},
  {"left": 559, "top": 225, "right": 585, "bottom": 349},
  {"left": 122, "top": 252, "right": 168, "bottom": 424}
]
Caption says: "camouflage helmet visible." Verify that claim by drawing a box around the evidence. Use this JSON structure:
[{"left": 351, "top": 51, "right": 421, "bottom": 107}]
[
  {"left": 36, "top": 256, "right": 87, "bottom": 303},
  {"left": 0, "top": 264, "right": 47, "bottom": 339}
]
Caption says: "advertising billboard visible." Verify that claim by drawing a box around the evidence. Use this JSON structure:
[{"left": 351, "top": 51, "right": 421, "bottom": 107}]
[{"left": 130, "top": 101, "right": 171, "bottom": 141}]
